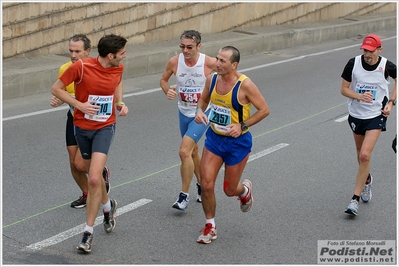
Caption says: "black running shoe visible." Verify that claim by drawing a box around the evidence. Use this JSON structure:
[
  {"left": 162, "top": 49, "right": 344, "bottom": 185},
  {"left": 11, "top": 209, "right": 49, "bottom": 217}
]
[
  {"left": 103, "top": 199, "right": 117, "bottom": 233},
  {"left": 77, "top": 231, "right": 93, "bottom": 253},
  {"left": 70, "top": 194, "right": 87, "bottom": 209},
  {"left": 102, "top": 166, "right": 110, "bottom": 194},
  {"left": 196, "top": 182, "right": 202, "bottom": 203}
]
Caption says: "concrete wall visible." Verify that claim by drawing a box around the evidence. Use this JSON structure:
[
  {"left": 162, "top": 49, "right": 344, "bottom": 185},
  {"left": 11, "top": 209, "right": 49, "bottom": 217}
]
[{"left": 2, "top": 2, "right": 396, "bottom": 59}]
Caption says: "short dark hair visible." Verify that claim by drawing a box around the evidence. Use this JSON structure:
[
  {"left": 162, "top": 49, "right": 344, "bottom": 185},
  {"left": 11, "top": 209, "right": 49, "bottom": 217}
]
[
  {"left": 69, "top": 34, "right": 91, "bottom": 50},
  {"left": 180, "top": 30, "right": 201, "bottom": 45},
  {"left": 97, "top": 34, "right": 127, "bottom": 57},
  {"left": 221, "top": 46, "right": 240, "bottom": 63}
]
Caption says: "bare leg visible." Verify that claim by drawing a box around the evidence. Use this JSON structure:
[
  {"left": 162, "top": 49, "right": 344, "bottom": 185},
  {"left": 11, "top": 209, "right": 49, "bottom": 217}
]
[
  {"left": 192, "top": 143, "right": 202, "bottom": 184},
  {"left": 85, "top": 152, "right": 108, "bottom": 227},
  {"left": 223, "top": 154, "right": 250, "bottom": 197},
  {"left": 200, "top": 147, "right": 223, "bottom": 219},
  {"left": 179, "top": 135, "right": 198, "bottom": 193},
  {"left": 67, "top": 145, "right": 88, "bottom": 193},
  {"left": 352, "top": 129, "right": 381, "bottom": 196}
]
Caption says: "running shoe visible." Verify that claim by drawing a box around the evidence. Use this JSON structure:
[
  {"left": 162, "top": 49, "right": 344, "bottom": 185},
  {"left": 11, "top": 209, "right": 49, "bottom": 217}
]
[
  {"left": 102, "top": 166, "right": 110, "bottom": 194},
  {"left": 238, "top": 179, "right": 253, "bottom": 212},
  {"left": 344, "top": 199, "right": 359, "bottom": 216},
  {"left": 77, "top": 231, "right": 93, "bottom": 253},
  {"left": 197, "top": 223, "right": 217, "bottom": 244},
  {"left": 360, "top": 174, "right": 372, "bottom": 203},
  {"left": 103, "top": 199, "right": 117, "bottom": 233},
  {"left": 70, "top": 194, "right": 87, "bottom": 209},
  {"left": 196, "top": 182, "right": 202, "bottom": 203},
  {"left": 172, "top": 192, "right": 189, "bottom": 211}
]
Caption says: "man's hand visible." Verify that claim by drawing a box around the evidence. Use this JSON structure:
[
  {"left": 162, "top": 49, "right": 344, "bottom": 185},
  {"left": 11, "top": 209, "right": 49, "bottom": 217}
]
[
  {"left": 116, "top": 103, "right": 128, "bottom": 116},
  {"left": 49, "top": 96, "right": 64, "bottom": 107},
  {"left": 359, "top": 91, "right": 374, "bottom": 103},
  {"left": 76, "top": 101, "right": 100, "bottom": 116},
  {"left": 227, "top": 123, "right": 242, "bottom": 138},
  {"left": 166, "top": 87, "right": 177, "bottom": 100},
  {"left": 194, "top": 109, "right": 208, "bottom": 125}
]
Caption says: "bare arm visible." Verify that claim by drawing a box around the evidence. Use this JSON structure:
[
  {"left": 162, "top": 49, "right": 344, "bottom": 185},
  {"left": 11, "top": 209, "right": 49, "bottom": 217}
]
[
  {"left": 160, "top": 56, "right": 178, "bottom": 100},
  {"left": 382, "top": 77, "right": 397, "bottom": 117},
  {"left": 51, "top": 79, "right": 79, "bottom": 107},
  {"left": 114, "top": 81, "right": 128, "bottom": 116},
  {"left": 225, "top": 78, "right": 269, "bottom": 138},
  {"left": 194, "top": 75, "right": 212, "bottom": 125},
  {"left": 50, "top": 66, "right": 67, "bottom": 107},
  {"left": 204, "top": 55, "right": 217, "bottom": 74},
  {"left": 389, "top": 77, "right": 397, "bottom": 101},
  {"left": 114, "top": 80, "right": 123, "bottom": 103},
  {"left": 340, "top": 79, "right": 372, "bottom": 103},
  {"left": 240, "top": 78, "right": 270, "bottom": 127},
  {"left": 51, "top": 79, "right": 99, "bottom": 116},
  {"left": 49, "top": 95, "right": 64, "bottom": 107}
]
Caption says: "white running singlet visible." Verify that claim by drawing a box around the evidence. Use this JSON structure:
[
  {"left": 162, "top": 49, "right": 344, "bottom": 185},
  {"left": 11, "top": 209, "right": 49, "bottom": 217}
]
[
  {"left": 348, "top": 55, "right": 389, "bottom": 119},
  {"left": 176, "top": 53, "right": 206, "bottom": 117}
]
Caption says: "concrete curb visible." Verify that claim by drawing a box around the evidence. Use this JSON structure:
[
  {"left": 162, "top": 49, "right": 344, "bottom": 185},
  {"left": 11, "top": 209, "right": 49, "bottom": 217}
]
[{"left": 2, "top": 13, "right": 396, "bottom": 100}]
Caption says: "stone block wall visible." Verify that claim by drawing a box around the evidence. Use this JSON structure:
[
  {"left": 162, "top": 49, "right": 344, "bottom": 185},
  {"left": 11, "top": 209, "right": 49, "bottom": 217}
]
[{"left": 2, "top": 2, "right": 396, "bottom": 59}]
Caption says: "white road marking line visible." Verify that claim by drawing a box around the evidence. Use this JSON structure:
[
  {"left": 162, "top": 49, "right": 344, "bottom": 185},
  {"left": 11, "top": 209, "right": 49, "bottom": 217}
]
[
  {"left": 123, "top": 87, "right": 162, "bottom": 97},
  {"left": 335, "top": 115, "right": 348, "bottom": 122},
  {"left": 3, "top": 106, "right": 69, "bottom": 121},
  {"left": 25, "top": 198, "right": 152, "bottom": 251},
  {"left": 239, "top": 36, "right": 396, "bottom": 73},
  {"left": 248, "top": 143, "right": 289, "bottom": 162},
  {"left": 221, "top": 143, "right": 289, "bottom": 170}
]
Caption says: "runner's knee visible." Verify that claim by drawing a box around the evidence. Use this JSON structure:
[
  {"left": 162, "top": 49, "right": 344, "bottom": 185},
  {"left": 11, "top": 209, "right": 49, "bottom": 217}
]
[{"left": 223, "top": 181, "right": 237, "bottom": 197}]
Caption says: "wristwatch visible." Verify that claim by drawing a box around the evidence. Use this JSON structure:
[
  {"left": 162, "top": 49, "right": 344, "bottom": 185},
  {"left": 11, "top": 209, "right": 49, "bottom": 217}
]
[
  {"left": 389, "top": 99, "right": 396, "bottom": 106},
  {"left": 240, "top": 122, "right": 249, "bottom": 131}
]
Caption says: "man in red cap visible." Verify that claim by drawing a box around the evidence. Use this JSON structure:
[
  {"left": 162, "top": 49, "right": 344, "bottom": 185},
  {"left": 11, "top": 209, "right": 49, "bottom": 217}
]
[{"left": 340, "top": 33, "right": 397, "bottom": 216}]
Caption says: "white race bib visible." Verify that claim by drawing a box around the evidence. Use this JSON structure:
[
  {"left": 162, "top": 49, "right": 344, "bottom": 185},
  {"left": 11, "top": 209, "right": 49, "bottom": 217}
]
[
  {"left": 84, "top": 94, "right": 114, "bottom": 122},
  {"left": 355, "top": 83, "right": 377, "bottom": 105}
]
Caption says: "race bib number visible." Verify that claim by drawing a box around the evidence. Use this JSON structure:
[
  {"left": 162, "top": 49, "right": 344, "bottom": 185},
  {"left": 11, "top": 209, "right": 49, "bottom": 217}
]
[
  {"left": 179, "top": 87, "right": 201, "bottom": 107},
  {"left": 84, "top": 94, "right": 114, "bottom": 122},
  {"left": 355, "top": 83, "right": 377, "bottom": 104},
  {"left": 209, "top": 104, "right": 231, "bottom": 134}
]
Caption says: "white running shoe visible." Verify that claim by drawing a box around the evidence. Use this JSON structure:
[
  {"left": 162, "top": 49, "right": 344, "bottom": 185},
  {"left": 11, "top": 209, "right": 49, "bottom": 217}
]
[
  {"left": 238, "top": 179, "right": 253, "bottom": 212},
  {"left": 360, "top": 174, "right": 372, "bottom": 203},
  {"left": 197, "top": 223, "right": 217, "bottom": 244},
  {"left": 172, "top": 192, "right": 189, "bottom": 211},
  {"left": 345, "top": 199, "right": 359, "bottom": 216}
]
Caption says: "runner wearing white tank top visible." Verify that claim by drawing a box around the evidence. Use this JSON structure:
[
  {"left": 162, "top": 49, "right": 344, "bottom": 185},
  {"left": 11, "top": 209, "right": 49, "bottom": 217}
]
[
  {"left": 160, "top": 30, "right": 216, "bottom": 211},
  {"left": 340, "top": 34, "right": 397, "bottom": 216}
]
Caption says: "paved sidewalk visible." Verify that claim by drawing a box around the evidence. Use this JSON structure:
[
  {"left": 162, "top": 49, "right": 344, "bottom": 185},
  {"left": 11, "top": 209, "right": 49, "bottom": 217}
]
[{"left": 2, "top": 12, "right": 396, "bottom": 100}]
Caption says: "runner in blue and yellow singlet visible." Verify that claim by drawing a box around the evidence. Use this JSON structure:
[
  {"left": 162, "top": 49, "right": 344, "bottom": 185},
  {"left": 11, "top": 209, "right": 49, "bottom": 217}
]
[{"left": 194, "top": 46, "right": 270, "bottom": 244}]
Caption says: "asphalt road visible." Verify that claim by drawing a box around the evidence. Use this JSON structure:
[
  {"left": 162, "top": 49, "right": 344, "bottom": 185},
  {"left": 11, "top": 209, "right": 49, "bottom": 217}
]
[{"left": 2, "top": 29, "right": 397, "bottom": 265}]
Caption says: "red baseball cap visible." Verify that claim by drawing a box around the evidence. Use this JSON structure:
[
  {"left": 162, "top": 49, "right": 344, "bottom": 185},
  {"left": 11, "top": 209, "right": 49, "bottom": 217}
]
[{"left": 360, "top": 34, "right": 382, "bottom": 51}]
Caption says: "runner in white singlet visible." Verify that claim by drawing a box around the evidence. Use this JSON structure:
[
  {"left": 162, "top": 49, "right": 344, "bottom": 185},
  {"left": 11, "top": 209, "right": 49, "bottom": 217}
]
[{"left": 160, "top": 30, "right": 216, "bottom": 211}]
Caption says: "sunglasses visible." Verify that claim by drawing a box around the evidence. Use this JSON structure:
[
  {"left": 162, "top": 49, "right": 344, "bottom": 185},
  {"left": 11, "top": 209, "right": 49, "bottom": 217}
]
[{"left": 179, "top": 44, "right": 195, "bottom": 50}]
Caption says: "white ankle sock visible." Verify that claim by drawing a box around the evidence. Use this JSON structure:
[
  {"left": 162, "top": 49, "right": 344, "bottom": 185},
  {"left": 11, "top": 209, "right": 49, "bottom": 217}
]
[
  {"left": 102, "top": 199, "right": 111, "bottom": 212},
  {"left": 84, "top": 225, "right": 94, "bottom": 234},
  {"left": 240, "top": 186, "right": 248, "bottom": 197}
]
